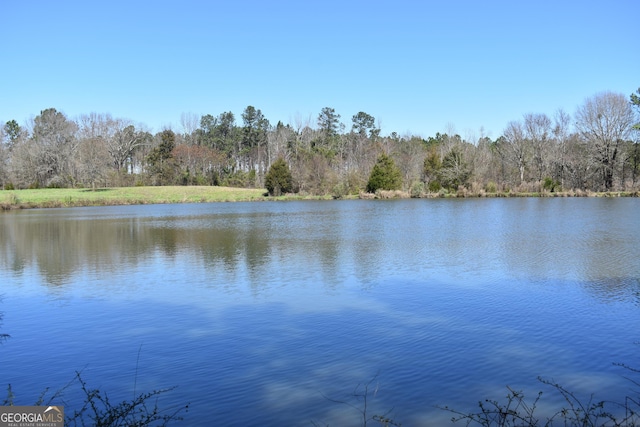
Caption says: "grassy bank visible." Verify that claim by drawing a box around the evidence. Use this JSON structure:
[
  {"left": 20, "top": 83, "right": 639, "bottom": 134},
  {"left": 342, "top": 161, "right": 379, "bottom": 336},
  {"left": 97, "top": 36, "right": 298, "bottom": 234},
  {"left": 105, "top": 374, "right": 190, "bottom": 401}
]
[
  {"left": 0, "top": 186, "right": 268, "bottom": 210},
  {"left": 1, "top": 186, "right": 638, "bottom": 210}
]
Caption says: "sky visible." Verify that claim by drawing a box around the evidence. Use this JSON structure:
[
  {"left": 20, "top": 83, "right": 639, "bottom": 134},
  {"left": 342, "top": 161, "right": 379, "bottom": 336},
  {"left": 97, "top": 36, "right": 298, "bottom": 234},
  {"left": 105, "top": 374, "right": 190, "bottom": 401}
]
[{"left": 1, "top": 0, "right": 638, "bottom": 140}]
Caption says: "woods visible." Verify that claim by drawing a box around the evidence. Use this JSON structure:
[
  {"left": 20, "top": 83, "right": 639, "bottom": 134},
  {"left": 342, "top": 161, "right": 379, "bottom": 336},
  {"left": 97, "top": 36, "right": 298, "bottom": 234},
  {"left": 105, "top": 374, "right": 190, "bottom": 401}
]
[{"left": 1, "top": 89, "right": 639, "bottom": 195}]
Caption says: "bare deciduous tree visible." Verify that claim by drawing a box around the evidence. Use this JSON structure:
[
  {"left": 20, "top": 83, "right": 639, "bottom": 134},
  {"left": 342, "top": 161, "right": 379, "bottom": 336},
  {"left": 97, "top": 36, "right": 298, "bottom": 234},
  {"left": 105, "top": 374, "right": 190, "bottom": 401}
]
[
  {"left": 552, "top": 109, "right": 571, "bottom": 187},
  {"left": 575, "top": 91, "right": 635, "bottom": 190},
  {"left": 524, "top": 113, "right": 552, "bottom": 182},
  {"left": 77, "top": 136, "right": 110, "bottom": 189},
  {"left": 76, "top": 113, "right": 115, "bottom": 188},
  {"left": 503, "top": 120, "right": 529, "bottom": 184},
  {"left": 267, "top": 122, "right": 294, "bottom": 167},
  {"left": 180, "top": 112, "right": 200, "bottom": 146},
  {"left": 393, "top": 136, "right": 426, "bottom": 190},
  {"left": 109, "top": 120, "right": 147, "bottom": 173}
]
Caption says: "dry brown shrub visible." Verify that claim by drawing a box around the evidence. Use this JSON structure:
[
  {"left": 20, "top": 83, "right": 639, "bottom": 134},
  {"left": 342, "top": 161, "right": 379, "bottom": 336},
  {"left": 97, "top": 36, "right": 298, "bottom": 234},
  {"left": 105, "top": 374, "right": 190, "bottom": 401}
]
[
  {"left": 375, "top": 189, "right": 410, "bottom": 199},
  {"left": 456, "top": 186, "right": 469, "bottom": 197},
  {"left": 470, "top": 181, "right": 484, "bottom": 194},
  {"left": 359, "top": 191, "right": 376, "bottom": 199},
  {"left": 515, "top": 181, "right": 542, "bottom": 193}
]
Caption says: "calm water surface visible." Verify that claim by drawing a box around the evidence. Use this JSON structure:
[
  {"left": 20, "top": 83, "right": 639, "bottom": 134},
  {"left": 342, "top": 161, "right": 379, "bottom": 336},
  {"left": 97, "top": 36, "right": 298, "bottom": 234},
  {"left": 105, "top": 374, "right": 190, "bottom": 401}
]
[{"left": 0, "top": 198, "right": 639, "bottom": 425}]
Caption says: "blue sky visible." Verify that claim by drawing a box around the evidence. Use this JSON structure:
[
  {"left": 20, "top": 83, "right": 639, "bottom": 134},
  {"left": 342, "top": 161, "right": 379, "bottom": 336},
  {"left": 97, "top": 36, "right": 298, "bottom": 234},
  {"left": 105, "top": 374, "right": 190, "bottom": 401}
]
[{"left": 1, "top": 0, "right": 638, "bottom": 139}]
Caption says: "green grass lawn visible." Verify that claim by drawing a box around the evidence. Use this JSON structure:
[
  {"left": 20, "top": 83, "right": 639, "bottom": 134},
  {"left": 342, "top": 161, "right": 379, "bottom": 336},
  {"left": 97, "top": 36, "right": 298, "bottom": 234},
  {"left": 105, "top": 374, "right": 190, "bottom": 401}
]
[{"left": 0, "top": 186, "right": 269, "bottom": 209}]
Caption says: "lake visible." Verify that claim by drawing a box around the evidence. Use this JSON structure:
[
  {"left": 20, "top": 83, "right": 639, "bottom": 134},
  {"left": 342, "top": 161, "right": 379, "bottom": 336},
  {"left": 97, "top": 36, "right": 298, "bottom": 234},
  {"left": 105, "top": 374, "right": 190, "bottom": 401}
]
[{"left": 0, "top": 198, "right": 639, "bottom": 426}]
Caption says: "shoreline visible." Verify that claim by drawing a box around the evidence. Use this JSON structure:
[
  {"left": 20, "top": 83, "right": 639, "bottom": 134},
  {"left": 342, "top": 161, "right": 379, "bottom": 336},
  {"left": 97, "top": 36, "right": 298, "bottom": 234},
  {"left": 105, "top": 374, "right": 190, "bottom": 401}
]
[{"left": 1, "top": 186, "right": 638, "bottom": 211}]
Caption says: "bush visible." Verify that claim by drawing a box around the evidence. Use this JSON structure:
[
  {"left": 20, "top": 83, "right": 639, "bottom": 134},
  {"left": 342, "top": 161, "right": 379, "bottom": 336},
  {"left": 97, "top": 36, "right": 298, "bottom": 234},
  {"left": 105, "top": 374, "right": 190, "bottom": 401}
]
[
  {"left": 441, "top": 373, "right": 640, "bottom": 427},
  {"left": 65, "top": 373, "right": 188, "bottom": 427},
  {"left": 543, "top": 177, "right": 561, "bottom": 192},
  {"left": 485, "top": 181, "right": 497, "bottom": 193},
  {"left": 410, "top": 181, "right": 425, "bottom": 198},
  {"left": 222, "top": 170, "right": 256, "bottom": 188},
  {"left": 1, "top": 301, "right": 187, "bottom": 426},
  {"left": 331, "top": 182, "right": 348, "bottom": 199},
  {"left": 2, "top": 373, "right": 188, "bottom": 427},
  {"left": 456, "top": 185, "right": 469, "bottom": 197},
  {"left": 247, "top": 169, "right": 257, "bottom": 187},
  {"left": 265, "top": 157, "right": 293, "bottom": 196},
  {"left": 428, "top": 180, "right": 442, "bottom": 192},
  {"left": 330, "top": 362, "right": 640, "bottom": 427}
]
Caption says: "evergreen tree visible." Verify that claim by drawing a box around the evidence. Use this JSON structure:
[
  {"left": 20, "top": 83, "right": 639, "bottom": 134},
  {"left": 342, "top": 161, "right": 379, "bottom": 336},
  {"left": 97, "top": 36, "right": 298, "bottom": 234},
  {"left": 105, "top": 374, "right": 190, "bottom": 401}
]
[
  {"left": 265, "top": 157, "right": 293, "bottom": 196},
  {"left": 147, "top": 130, "right": 176, "bottom": 185},
  {"left": 631, "top": 88, "right": 640, "bottom": 130},
  {"left": 366, "top": 153, "right": 402, "bottom": 193},
  {"left": 423, "top": 146, "right": 442, "bottom": 184}
]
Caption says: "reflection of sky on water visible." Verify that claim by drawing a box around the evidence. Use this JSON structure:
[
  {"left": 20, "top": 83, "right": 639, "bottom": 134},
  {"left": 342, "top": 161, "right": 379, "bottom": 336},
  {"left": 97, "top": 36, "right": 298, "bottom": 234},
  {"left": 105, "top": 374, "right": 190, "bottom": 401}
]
[
  {"left": 3, "top": 277, "right": 638, "bottom": 425},
  {"left": 1, "top": 199, "right": 639, "bottom": 425}
]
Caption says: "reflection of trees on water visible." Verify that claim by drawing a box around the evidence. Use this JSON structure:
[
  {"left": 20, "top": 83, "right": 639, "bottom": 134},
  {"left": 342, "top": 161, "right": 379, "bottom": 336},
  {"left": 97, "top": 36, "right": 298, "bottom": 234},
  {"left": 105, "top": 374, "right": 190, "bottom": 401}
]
[
  {"left": 0, "top": 200, "right": 638, "bottom": 305},
  {"left": 582, "top": 277, "right": 640, "bottom": 306},
  {"left": 0, "top": 214, "right": 241, "bottom": 288},
  {"left": 0, "top": 210, "right": 348, "bottom": 292},
  {"left": 0, "top": 215, "right": 157, "bottom": 286}
]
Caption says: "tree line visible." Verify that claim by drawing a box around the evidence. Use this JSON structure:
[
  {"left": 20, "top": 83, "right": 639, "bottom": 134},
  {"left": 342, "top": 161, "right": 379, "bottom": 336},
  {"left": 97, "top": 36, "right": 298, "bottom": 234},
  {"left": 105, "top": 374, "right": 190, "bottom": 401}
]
[{"left": 1, "top": 89, "right": 639, "bottom": 195}]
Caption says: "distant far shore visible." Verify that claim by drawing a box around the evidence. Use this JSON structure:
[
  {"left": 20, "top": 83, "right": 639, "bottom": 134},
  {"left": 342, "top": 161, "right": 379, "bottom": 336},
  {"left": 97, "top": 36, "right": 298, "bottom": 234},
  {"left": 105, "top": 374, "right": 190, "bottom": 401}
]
[{"left": 0, "top": 186, "right": 638, "bottom": 211}]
